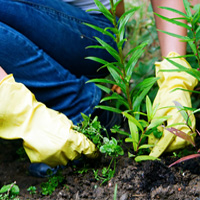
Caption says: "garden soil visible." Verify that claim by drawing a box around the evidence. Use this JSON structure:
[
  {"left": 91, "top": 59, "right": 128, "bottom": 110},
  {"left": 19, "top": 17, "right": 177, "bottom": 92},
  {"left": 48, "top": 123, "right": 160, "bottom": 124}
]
[{"left": 1, "top": 119, "right": 200, "bottom": 200}]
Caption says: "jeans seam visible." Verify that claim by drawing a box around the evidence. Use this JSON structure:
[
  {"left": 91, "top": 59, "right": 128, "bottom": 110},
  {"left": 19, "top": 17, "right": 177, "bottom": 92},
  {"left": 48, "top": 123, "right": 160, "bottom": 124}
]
[{"left": 14, "top": 0, "right": 94, "bottom": 25}]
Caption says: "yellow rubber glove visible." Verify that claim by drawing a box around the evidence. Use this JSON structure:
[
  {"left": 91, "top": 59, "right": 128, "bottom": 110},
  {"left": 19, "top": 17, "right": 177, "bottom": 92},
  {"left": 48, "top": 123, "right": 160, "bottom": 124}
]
[
  {"left": 149, "top": 52, "right": 198, "bottom": 157},
  {"left": 0, "top": 74, "right": 99, "bottom": 167}
]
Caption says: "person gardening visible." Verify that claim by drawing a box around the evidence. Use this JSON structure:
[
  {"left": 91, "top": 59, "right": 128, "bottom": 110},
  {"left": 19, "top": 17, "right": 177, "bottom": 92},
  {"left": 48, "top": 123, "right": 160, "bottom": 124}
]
[{"left": 0, "top": 0, "right": 198, "bottom": 177}]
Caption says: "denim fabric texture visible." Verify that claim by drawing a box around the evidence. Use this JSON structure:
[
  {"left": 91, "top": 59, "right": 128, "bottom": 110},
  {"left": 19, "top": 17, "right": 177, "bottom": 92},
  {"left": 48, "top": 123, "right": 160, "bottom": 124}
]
[{"left": 0, "top": 0, "right": 117, "bottom": 124}]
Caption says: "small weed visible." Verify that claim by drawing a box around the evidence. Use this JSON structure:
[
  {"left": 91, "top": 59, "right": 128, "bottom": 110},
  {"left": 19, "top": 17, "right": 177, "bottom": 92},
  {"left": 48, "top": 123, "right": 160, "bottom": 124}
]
[
  {"left": 40, "top": 172, "right": 64, "bottom": 196},
  {"left": 27, "top": 186, "right": 37, "bottom": 195}
]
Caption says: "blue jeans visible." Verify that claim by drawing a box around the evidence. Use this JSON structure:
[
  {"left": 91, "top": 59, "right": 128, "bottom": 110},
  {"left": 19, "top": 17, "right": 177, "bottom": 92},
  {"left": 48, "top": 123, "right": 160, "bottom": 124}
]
[{"left": 0, "top": 0, "right": 117, "bottom": 124}]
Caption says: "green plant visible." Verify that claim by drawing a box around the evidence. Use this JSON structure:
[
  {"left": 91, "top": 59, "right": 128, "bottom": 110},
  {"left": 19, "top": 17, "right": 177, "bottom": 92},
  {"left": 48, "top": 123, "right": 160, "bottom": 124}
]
[
  {"left": 16, "top": 147, "right": 28, "bottom": 161},
  {"left": 75, "top": 114, "right": 124, "bottom": 185},
  {"left": 0, "top": 182, "right": 20, "bottom": 200},
  {"left": 40, "top": 172, "right": 64, "bottom": 196},
  {"left": 83, "top": 0, "right": 164, "bottom": 161},
  {"left": 27, "top": 186, "right": 37, "bottom": 195},
  {"left": 119, "top": 95, "right": 169, "bottom": 161},
  {"left": 85, "top": 0, "right": 158, "bottom": 114}
]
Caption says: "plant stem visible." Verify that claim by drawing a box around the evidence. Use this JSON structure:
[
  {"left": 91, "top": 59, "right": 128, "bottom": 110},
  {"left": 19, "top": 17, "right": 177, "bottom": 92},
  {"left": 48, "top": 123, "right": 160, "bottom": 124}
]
[{"left": 110, "top": 0, "right": 133, "bottom": 110}]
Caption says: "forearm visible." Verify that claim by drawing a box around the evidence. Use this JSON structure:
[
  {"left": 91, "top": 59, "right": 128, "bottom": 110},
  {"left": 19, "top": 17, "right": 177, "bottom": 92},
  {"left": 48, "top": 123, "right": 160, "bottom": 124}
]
[
  {"left": 151, "top": 0, "right": 187, "bottom": 57},
  {"left": 0, "top": 67, "right": 7, "bottom": 81}
]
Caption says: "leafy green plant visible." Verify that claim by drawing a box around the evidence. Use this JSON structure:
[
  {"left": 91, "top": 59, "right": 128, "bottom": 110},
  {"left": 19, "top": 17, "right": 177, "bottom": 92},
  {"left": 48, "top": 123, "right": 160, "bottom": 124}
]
[
  {"left": 40, "top": 172, "right": 64, "bottom": 196},
  {"left": 75, "top": 113, "right": 124, "bottom": 185},
  {"left": 119, "top": 95, "right": 169, "bottom": 161},
  {"left": 0, "top": 182, "right": 20, "bottom": 200},
  {"left": 83, "top": 0, "right": 164, "bottom": 161},
  {"left": 27, "top": 186, "right": 37, "bottom": 195},
  {"left": 85, "top": 0, "right": 158, "bottom": 114}
]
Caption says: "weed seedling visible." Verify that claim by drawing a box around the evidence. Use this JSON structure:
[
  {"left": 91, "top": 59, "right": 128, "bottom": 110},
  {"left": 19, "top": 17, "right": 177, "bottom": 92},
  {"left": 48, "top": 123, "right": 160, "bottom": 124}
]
[
  {"left": 27, "top": 186, "right": 37, "bottom": 195},
  {"left": 40, "top": 171, "right": 64, "bottom": 196}
]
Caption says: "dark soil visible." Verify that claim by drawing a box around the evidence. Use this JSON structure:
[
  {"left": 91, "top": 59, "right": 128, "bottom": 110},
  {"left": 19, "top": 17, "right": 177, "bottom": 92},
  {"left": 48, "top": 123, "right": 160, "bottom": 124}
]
[{"left": 1, "top": 121, "right": 200, "bottom": 200}]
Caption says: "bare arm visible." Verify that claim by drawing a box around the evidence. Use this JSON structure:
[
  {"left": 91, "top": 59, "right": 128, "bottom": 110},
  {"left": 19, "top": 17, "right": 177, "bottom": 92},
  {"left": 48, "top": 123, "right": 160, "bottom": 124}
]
[
  {"left": 151, "top": 0, "right": 187, "bottom": 57},
  {"left": 0, "top": 67, "right": 7, "bottom": 81}
]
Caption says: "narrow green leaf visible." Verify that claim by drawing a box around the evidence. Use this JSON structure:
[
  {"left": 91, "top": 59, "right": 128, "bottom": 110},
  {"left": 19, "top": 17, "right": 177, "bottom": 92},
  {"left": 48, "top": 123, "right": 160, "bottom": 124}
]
[
  {"left": 193, "top": 108, "right": 200, "bottom": 114},
  {"left": 128, "top": 120, "right": 139, "bottom": 152},
  {"left": 147, "top": 116, "right": 170, "bottom": 130},
  {"left": 165, "top": 58, "right": 200, "bottom": 81},
  {"left": 154, "top": 13, "right": 191, "bottom": 29},
  {"left": 83, "top": 23, "right": 116, "bottom": 40},
  {"left": 91, "top": 0, "right": 114, "bottom": 23},
  {"left": 101, "top": 95, "right": 129, "bottom": 109},
  {"left": 86, "top": 45, "right": 105, "bottom": 49},
  {"left": 146, "top": 96, "right": 152, "bottom": 122},
  {"left": 95, "top": 84, "right": 111, "bottom": 94},
  {"left": 132, "top": 77, "right": 159, "bottom": 112},
  {"left": 188, "top": 40, "right": 197, "bottom": 55},
  {"left": 138, "top": 144, "right": 154, "bottom": 150},
  {"left": 87, "top": 78, "right": 116, "bottom": 85},
  {"left": 126, "top": 41, "right": 148, "bottom": 82},
  {"left": 95, "top": 105, "right": 122, "bottom": 113},
  {"left": 118, "top": 7, "right": 139, "bottom": 40},
  {"left": 173, "top": 101, "right": 192, "bottom": 127},
  {"left": 95, "top": 37, "right": 120, "bottom": 62},
  {"left": 85, "top": 56, "right": 108, "bottom": 65},
  {"left": 135, "top": 155, "right": 160, "bottom": 162},
  {"left": 158, "top": 6, "right": 189, "bottom": 18},
  {"left": 123, "top": 112, "right": 143, "bottom": 132},
  {"left": 107, "top": 66, "right": 122, "bottom": 84},
  {"left": 157, "top": 29, "right": 189, "bottom": 40},
  {"left": 183, "top": 0, "right": 192, "bottom": 18}
]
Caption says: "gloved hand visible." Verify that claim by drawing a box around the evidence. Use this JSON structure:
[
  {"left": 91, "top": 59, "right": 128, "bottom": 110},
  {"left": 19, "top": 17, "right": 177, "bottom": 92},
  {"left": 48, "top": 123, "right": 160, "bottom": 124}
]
[
  {"left": 0, "top": 74, "right": 99, "bottom": 167},
  {"left": 149, "top": 52, "right": 198, "bottom": 157}
]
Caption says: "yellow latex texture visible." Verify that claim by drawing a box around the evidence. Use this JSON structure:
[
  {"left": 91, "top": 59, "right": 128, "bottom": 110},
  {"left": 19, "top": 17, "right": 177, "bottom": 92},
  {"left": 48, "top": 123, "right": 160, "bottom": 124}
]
[
  {"left": 0, "top": 75, "right": 99, "bottom": 167},
  {"left": 149, "top": 52, "right": 198, "bottom": 158}
]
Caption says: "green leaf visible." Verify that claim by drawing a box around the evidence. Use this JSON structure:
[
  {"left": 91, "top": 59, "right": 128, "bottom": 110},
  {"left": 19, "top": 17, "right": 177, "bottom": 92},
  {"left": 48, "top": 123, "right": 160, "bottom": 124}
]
[
  {"left": 132, "top": 77, "right": 159, "bottom": 113},
  {"left": 87, "top": 78, "right": 116, "bottom": 85},
  {"left": 101, "top": 95, "right": 130, "bottom": 109},
  {"left": 158, "top": 6, "right": 189, "bottom": 18},
  {"left": 165, "top": 58, "right": 200, "bottom": 81},
  {"left": 147, "top": 116, "right": 170, "bottom": 130},
  {"left": 154, "top": 13, "right": 191, "bottom": 30},
  {"left": 123, "top": 112, "right": 144, "bottom": 132},
  {"left": 173, "top": 101, "right": 192, "bottom": 127},
  {"left": 95, "top": 105, "right": 122, "bottom": 114},
  {"left": 94, "top": 37, "right": 120, "bottom": 62},
  {"left": 107, "top": 66, "right": 122, "bottom": 84},
  {"left": 128, "top": 119, "right": 139, "bottom": 152},
  {"left": 85, "top": 56, "right": 108, "bottom": 65},
  {"left": 157, "top": 29, "right": 189, "bottom": 40},
  {"left": 83, "top": 23, "right": 116, "bottom": 40},
  {"left": 125, "top": 41, "right": 148, "bottom": 82},
  {"left": 135, "top": 155, "right": 160, "bottom": 162},
  {"left": 183, "top": 0, "right": 192, "bottom": 18},
  {"left": 138, "top": 144, "right": 154, "bottom": 150},
  {"left": 91, "top": 0, "right": 114, "bottom": 23},
  {"left": 95, "top": 84, "right": 111, "bottom": 94},
  {"left": 118, "top": 7, "right": 140, "bottom": 40},
  {"left": 146, "top": 95, "right": 152, "bottom": 122}
]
